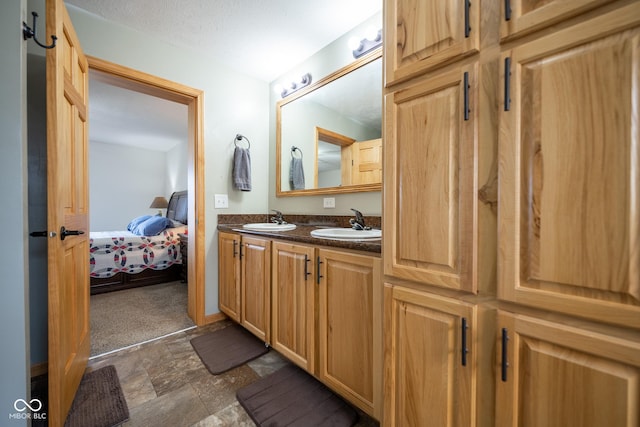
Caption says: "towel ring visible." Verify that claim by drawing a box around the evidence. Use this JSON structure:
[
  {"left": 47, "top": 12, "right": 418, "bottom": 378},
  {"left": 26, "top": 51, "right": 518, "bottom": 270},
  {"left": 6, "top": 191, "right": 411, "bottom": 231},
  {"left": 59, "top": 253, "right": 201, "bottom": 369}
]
[
  {"left": 235, "top": 134, "right": 251, "bottom": 149},
  {"left": 291, "top": 146, "right": 303, "bottom": 159}
]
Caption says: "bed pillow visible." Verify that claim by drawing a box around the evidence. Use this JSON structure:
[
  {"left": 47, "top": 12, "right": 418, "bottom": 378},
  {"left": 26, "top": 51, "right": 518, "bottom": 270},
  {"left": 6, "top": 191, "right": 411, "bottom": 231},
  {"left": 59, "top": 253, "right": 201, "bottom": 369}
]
[
  {"left": 127, "top": 215, "right": 152, "bottom": 232},
  {"left": 167, "top": 218, "right": 186, "bottom": 228},
  {"left": 132, "top": 216, "right": 170, "bottom": 236}
]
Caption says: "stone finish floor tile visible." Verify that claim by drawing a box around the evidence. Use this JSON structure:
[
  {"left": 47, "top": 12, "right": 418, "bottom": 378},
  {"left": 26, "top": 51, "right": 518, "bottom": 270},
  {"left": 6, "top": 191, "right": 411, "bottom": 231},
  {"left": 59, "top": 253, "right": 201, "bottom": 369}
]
[{"left": 88, "top": 320, "right": 380, "bottom": 427}]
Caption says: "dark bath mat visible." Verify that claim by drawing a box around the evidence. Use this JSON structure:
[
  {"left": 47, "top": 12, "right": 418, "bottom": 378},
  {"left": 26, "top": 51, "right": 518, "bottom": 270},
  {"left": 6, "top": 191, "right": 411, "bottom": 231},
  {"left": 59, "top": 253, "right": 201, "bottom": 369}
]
[
  {"left": 64, "top": 365, "right": 129, "bottom": 427},
  {"left": 236, "top": 364, "right": 358, "bottom": 427},
  {"left": 191, "top": 323, "right": 269, "bottom": 375}
]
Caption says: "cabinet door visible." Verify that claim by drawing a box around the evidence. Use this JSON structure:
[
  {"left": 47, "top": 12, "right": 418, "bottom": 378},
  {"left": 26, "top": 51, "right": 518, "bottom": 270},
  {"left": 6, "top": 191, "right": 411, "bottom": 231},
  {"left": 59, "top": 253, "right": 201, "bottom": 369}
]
[
  {"left": 385, "top": 0, "right": 479, "bottom": 85},
  {"left": 218, "top": 232, "right": 241, "bottom": 322},
  {"left": 384, "top": 64, "right": 479, "bottom": 293},
  {"left": 271, "top": 241, "right": 316, "bottom": 372},
  {"left": 499, "top": 7, "right": 640, "bottom": 329},
  {"left": 317, "top": 249, "right": 382, "bottom": 418},
  {"left": 384, "top": 284, "right": 476, "bottom": 427},
  {"left": 500, "top": 0, "right": 612, "bottom": 41},
  {"left": 241, "top": 236, "right": 271, "bottom": 343},
  {"left": 496, "top": 310, "right": 640, "bottom": 427}
]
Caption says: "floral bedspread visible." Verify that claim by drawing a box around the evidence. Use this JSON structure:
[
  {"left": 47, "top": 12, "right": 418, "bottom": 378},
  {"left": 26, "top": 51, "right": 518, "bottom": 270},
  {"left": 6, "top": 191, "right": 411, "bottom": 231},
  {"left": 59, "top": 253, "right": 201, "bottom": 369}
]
[{"left": 89, "top": 227, "right": 186, "bottom": 278}]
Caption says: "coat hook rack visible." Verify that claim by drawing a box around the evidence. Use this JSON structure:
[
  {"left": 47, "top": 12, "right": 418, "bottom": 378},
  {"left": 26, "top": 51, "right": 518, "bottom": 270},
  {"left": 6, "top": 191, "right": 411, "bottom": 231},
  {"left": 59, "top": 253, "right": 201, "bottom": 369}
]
[{"left": 23, "top": 12, "right": 57, "bottom": 49}]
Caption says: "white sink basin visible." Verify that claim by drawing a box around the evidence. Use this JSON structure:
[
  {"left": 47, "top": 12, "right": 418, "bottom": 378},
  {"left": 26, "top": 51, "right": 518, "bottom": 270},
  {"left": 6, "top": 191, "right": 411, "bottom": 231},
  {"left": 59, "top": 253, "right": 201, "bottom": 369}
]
[
  {"left": 242, "top": 223, "right": 297, "bottom": 232},
  {"left": 310, "top": 228, "right": 381, "bottom": 240}
]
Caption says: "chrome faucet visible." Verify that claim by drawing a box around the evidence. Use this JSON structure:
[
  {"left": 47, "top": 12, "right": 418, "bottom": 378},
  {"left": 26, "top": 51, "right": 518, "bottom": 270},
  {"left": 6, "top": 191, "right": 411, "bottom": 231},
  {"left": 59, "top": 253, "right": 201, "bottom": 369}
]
[
  {"left": 270, "top": 210, "right": 286, "bottom": 225},
  {"left": 349, "top": 208, "right": 370, "bottom": 230}
]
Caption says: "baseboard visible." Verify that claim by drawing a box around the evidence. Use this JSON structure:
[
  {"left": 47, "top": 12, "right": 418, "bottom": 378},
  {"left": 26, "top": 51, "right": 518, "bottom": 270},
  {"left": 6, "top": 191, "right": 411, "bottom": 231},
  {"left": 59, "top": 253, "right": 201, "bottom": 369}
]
[
  {"left": 203, "top": 312, "right": 227, "bottom": 325},
  {"left": 31, "top": 362, "right": 48, "bottom": 378}
]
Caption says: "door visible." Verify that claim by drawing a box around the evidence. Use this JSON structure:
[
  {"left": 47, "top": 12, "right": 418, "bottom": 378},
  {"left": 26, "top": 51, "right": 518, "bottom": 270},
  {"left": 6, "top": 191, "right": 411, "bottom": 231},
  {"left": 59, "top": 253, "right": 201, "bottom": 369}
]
[
  {"left": 496, "top": 310, "right": 640, "bottom": 427},
  {"left": 317, "top": 248, "right": 382, "bottom": 418},
  {"left": 351, "top": 138, "right": 382, "bottom": 185},
  {"left": 384, "top": 284, "right": 476, "bottom": 427},
  {"left": 384, "top": 64, "right": 478, "bottom": 293},
  {"left": 385, "top": 0, "right": 479, "bottom": 85},
  {"left": 498, "top": 6, "right": 640, "bottom": 329},
  {"left": 46, "top": 0, "right": 90, "bottom": 425},
  {"left": 271, "top": 241, "right": 316, "bottom": 372},
  {"left": 218, "top": 232, "right": 241, "bottom": 322},
  {"left": 241, "top": 236, "right": 271, "bottom": 343}
]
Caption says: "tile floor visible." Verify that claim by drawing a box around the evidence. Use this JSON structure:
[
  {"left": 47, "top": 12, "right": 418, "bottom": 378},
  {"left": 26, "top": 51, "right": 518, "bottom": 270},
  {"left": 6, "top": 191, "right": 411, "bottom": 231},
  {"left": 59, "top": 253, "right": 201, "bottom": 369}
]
[{"left": 85, "top": 319, "right": 379, "bottom": 427}]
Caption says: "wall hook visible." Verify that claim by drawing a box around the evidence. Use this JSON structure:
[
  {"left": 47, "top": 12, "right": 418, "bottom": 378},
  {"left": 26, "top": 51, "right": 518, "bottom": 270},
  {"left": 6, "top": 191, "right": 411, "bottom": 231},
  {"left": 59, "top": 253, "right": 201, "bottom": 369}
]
[{"left": 23, "top": 12, "right": 57, "bottom": 49}]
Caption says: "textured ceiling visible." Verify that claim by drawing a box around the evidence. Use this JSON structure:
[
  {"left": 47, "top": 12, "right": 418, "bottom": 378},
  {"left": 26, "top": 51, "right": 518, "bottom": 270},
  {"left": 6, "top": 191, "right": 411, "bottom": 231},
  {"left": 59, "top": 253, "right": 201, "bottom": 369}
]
[
  {"left": 66, "top": 0, "right": 383, "bottom": 152},
  {"left": 65, "top": 0, "right": 383, "bottom": 82}
]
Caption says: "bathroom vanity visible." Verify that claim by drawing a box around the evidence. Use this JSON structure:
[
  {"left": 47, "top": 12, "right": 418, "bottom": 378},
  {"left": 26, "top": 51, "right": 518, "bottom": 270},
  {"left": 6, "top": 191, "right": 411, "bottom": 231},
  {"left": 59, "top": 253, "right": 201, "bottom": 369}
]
[{"left": 217, "top": 215, "right": 382, "bottom": 419}]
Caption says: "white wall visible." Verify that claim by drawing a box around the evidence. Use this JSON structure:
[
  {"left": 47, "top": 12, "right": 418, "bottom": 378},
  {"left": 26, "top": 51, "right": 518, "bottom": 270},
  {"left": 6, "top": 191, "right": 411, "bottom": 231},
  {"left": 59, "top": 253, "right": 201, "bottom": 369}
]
[
  {"left": 166, "top": 142, "right": 188, "bottom": 195},
  {"left": 0, "top": 0, "right": 30, "bottom": 424},
  {"left": 66, "top": 5, "right": 271, "bottom": 316},
  {"left": 269, "top": 12, "right": 383, "bottom": 216},
  {"left": 89, "top": 141, "right": 168, "bottom": 231}
]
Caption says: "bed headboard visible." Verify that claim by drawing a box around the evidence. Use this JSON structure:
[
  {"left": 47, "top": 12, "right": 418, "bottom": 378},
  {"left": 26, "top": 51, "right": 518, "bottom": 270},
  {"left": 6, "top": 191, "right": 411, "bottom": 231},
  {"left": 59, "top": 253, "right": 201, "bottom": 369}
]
[{"left": 167, "top": 191, "right": 188, "bottom": 225}]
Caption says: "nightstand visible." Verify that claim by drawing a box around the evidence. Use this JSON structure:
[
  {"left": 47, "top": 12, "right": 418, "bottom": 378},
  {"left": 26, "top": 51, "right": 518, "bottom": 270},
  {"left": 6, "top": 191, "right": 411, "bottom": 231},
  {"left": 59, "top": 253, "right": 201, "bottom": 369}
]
[{"left": 178, "top": 233, "right": 188, "bottom": 283}]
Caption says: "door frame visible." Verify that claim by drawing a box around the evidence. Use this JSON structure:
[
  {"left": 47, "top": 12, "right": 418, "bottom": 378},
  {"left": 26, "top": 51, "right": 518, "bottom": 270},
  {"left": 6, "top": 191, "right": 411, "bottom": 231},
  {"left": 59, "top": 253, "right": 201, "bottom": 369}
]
[{"left": 87, "top": 56, "right": 206, "bottom": 325}]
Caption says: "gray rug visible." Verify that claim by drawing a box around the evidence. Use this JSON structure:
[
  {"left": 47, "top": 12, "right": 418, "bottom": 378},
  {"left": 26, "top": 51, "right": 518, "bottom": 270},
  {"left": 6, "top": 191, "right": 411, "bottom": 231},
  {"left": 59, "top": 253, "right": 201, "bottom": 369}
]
[
  {"left": 191, "top": 323, "right": 269, "bottom": 374},
  {"left": 91, "top": 281, "right": 194, "bottom": 356},
  {"left": 236, "top": 364, "right": 358, "bottom": 426},
  {"left": 65, "top": 365, "right": 129, "bottom": 427}
]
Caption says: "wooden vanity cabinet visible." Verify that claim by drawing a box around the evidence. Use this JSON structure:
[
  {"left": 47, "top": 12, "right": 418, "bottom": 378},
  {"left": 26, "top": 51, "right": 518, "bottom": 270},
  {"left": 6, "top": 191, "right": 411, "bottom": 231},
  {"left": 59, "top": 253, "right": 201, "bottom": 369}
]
[
  {"left": 240, "top": 235, "right": 271, "bottom": 343},
  {"left": 271, "top": 241, "right": 316, "bottom": 373},
  {"left": 317, "top": 248, "right": 382, "bottom": 420},
  {"left": 218, "top": 231, "right": 241, "bottom": 322}
]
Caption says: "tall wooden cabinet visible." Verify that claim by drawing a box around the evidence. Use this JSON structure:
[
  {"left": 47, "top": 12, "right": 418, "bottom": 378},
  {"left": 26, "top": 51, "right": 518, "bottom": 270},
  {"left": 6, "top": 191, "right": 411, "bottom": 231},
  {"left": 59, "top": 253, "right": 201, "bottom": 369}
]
[{"left": 384, "top": 0, "right": 640, "bottom": 426}]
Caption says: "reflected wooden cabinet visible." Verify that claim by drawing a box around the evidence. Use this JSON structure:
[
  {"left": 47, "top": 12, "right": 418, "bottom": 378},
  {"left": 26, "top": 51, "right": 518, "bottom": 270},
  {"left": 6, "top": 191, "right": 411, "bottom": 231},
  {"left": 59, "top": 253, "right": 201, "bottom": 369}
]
[
  {"left": 271, "top": 241, "right": 316, "bottom": 372},
  {"left": 384, "top": 63, "right": 480, "bottom": 293},
  {"left": 496, "top": 310, "right": 640, "bottom": 427},
  {"left": 240, "top": 235, "right": 271, "bottom": 343},
  {"left": 385, "top": 0, "right": 479, "bottom": 85},
  {"left": 317, "top": 248, "right": 382, "bottom": 419},
  {"left": 218, "top": 232, "right": 241, "bottom": 322},
  {"left": 384, "top": 284, "right": 483, "bottom": 427},
  {"left": 498, "top": 5, "right": 640, "bottom": 329}
]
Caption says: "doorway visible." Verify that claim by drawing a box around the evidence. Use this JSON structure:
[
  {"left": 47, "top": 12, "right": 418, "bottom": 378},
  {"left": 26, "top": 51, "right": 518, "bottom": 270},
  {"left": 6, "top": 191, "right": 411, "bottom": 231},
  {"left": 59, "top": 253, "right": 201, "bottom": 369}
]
[{"left": 87, "top": 56, "right": 205, "bottom": 327}]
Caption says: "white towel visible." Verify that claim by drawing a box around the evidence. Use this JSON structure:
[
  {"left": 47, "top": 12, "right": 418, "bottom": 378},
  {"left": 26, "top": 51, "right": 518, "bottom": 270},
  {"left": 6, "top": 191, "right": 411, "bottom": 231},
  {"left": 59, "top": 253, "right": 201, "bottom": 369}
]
[
  {"left": 289, "top": 157, "right": 305, "bottom": 190},
  {"left": 233, "top": 147, "right": 251, "bottom": 191}
]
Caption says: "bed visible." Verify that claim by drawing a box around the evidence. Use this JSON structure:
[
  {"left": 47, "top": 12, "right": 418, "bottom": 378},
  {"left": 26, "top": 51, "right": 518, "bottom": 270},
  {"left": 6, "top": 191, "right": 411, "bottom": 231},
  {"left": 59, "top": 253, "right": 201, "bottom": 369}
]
[{"left": 89, "top": 190, "right": 188, "bottom": 294}]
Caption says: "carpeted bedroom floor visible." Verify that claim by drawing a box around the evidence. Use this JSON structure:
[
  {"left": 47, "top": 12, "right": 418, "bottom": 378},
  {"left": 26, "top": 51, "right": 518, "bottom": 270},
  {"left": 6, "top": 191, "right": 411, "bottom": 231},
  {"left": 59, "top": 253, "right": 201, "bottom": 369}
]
[{"left": 90, "top": 281, "right": 195, "bottom": 357}]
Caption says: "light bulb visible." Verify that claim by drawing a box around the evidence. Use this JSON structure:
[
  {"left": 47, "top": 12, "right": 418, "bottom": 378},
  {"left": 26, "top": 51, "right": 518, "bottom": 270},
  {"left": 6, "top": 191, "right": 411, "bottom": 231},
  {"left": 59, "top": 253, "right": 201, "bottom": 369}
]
[{"left": 348, "top": 37, "right": 361, "bottom": 51}]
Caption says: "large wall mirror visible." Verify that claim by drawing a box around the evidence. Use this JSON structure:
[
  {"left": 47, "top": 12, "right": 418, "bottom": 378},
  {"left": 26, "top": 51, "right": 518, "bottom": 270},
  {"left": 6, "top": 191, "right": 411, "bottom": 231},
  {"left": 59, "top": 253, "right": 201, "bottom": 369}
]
[{"left": 276, "top": 50, "right": 382, "bottom": 196}]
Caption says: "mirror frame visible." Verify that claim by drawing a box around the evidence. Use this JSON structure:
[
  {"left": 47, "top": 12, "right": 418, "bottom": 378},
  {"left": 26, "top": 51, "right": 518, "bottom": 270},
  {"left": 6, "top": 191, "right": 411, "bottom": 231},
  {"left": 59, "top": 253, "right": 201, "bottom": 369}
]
[{"left": 276, "top": 49, "right": 382, "bottom": 197}]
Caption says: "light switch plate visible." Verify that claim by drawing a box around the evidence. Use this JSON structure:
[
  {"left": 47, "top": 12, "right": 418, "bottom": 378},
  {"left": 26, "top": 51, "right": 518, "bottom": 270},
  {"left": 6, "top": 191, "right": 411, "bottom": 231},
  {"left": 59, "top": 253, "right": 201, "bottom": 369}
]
[
  {"left": 323, "top": 197, "right": 335, "bottom": 208},
  {"left": 214, "top": 194, "right": 229, "bottom": 209}
]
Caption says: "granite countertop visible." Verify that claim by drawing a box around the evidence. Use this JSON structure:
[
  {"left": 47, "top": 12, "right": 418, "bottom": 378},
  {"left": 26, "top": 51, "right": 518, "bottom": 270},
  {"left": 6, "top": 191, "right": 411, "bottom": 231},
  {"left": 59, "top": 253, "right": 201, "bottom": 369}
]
[{"left": 217, "top": 214, "right": 381, "bottom": 254}]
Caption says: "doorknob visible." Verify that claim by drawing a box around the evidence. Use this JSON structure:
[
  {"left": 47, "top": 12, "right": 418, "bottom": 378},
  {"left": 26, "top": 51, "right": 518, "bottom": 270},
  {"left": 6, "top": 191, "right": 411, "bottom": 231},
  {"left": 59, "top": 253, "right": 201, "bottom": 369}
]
[{"left": 60, "top": 226, "right": 85, "bottom": 240}]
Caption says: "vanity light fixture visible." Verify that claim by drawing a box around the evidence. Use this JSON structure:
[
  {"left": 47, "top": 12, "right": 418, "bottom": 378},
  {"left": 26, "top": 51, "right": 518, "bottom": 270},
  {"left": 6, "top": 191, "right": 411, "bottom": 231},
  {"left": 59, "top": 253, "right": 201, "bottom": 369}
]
[
  {"left": 275, "top": 73, "right": 312, "bottom": 98},
  {"left": 350, "top": 28, "right": 382, "bottom": 59}
]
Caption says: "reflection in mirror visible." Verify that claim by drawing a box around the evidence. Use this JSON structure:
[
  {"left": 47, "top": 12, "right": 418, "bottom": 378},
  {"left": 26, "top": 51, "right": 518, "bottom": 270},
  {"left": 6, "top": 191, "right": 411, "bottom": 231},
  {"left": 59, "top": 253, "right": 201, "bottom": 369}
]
[{"left": 276, "top": 51, "right": 382, "bottom": 196}]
